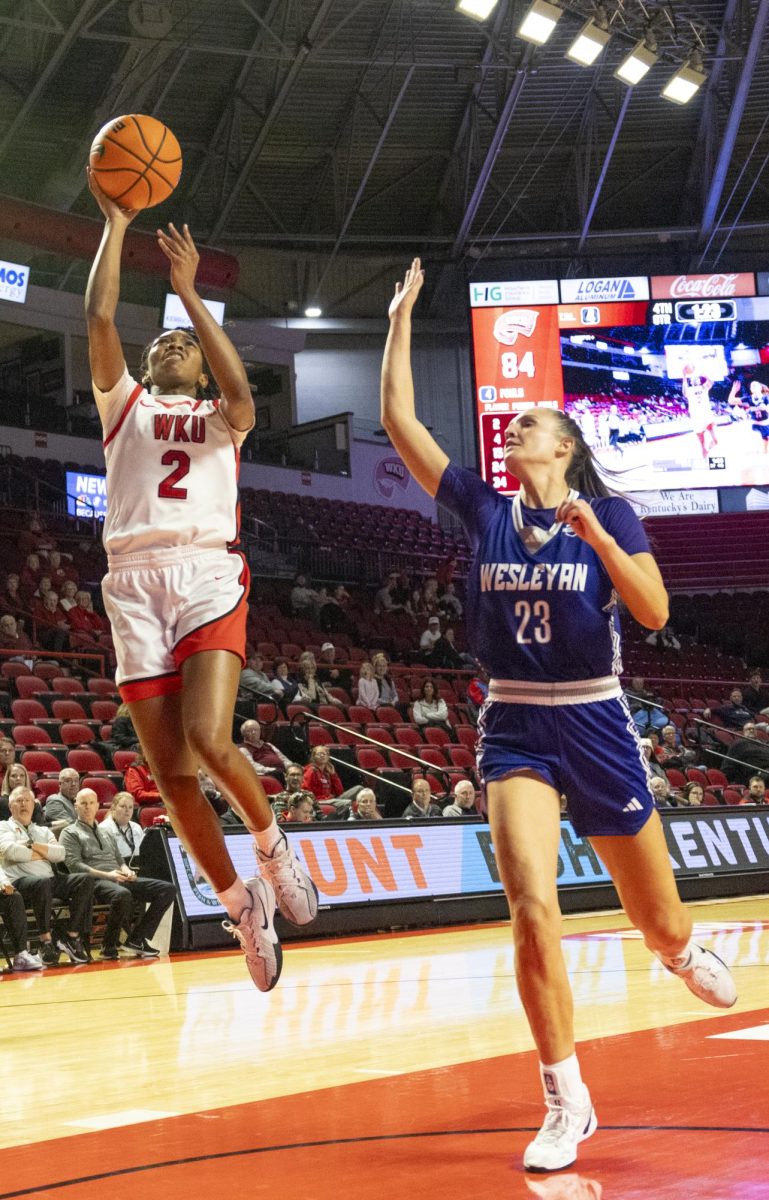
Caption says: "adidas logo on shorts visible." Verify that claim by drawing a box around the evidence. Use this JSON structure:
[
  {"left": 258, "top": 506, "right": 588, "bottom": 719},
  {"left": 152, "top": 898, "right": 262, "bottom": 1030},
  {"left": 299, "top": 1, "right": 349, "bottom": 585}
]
[{"left": 622, "top": 797, "right": 644, "bottom": 813}]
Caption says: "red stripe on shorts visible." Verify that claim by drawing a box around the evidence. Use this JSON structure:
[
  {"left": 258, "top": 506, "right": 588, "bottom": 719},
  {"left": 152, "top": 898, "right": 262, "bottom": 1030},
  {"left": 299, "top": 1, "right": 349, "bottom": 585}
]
[
  {"left": 119, "top": 672, "right": 183, "bottom": 703},
  {"left": 173, "top": 552, "right": 250, "bottom": 669}
]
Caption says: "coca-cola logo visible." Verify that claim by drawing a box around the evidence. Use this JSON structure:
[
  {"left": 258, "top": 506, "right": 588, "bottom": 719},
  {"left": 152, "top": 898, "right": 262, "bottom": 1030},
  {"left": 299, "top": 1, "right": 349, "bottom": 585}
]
[
  {"left": 671, "top": 273, "right": 738, "bottom": 298},
  {"left": 652, "top": 271, "right": 755, "bottom": 300}
]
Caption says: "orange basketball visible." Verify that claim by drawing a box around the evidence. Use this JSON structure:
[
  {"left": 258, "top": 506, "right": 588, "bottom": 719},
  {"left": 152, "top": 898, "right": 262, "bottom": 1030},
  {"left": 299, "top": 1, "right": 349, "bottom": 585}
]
[{"left": 89, "top": 114, "right": 182, "bottom": 210}]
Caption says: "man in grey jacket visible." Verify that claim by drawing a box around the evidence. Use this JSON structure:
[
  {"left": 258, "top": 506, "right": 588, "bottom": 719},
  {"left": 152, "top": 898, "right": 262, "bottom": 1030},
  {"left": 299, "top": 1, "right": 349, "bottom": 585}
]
[
  {"left": 0, "top": 786, "right": 93, "bottom": 965},
  {"left": 60, "top": 789, "right": 175, "bottom": 960}
]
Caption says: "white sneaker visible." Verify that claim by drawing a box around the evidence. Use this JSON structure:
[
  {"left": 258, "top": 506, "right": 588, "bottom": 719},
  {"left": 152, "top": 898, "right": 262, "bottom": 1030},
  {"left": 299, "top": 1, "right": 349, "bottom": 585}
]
[
  {"left": 255, "top": 831, "right": 318, "bottom": 927},
  {"left": 524, "top": 1094, "right": 597, "bottom": 1173},
  {"left": 664, "top": 943, "right": 737, "bottom": 1009},
  {"left": 222, "top": 876, "right": 282, "bottom": 992},
  {"left": 12, "top": 950, "right": 43, "bottom": 972}
]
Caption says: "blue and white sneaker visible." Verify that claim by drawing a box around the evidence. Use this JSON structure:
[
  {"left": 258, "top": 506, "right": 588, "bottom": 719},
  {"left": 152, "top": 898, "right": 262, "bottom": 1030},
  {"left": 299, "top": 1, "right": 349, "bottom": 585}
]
[
  {"left": 255, "top": 831, "right": 319, "bottom": 927},
  {"left": 524, "top": 1092, "right": 597, "bottom": 1172},
  {"left": 222, "top": 876, "right": 282, "bottom": 992}
]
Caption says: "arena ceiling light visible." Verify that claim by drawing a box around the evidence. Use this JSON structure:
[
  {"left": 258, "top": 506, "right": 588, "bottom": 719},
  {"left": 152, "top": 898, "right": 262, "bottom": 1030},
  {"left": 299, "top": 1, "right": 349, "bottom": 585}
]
[
  {"left": 566, "top": 17, "right": 611, "bottom": 66},
  {"left": 517, "top": 0, "right": 563, "bottom": 45},
  {"left": 661, "top": 55, "right": 707, "bottom": 104},
  {"left": 304, "top": 305, "right": 323, "bottom": 318},
  {"left": 614, "top": 37, "right": 658, "bottom": 85},
  {"left": 455, "top": 0, "right": 499, "bottom": 20}
]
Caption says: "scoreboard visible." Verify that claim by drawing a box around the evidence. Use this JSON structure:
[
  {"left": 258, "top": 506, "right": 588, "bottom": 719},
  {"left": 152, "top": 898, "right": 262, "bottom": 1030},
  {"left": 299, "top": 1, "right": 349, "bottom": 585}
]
[{"left": 468, "top": 271, "right": 769, "bottom": 494}]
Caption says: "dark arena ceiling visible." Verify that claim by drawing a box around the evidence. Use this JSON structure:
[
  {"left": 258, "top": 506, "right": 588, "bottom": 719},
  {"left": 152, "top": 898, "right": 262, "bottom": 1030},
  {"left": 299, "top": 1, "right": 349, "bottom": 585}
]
[{"left": 0, "top": 0, "right": 768, "bottom": 319}]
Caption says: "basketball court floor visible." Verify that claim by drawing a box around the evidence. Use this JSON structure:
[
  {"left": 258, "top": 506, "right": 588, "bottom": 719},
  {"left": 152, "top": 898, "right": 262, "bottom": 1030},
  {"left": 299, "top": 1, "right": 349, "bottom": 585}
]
[{"left": 1, "top": 895, "right": 766, "bottom": 1199}]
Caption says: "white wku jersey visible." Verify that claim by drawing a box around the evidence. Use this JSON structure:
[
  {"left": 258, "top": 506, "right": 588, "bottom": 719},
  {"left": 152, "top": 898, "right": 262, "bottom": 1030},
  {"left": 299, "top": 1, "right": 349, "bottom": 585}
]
[{"left": 95, "top": 369, "right": 250, "bottom": 558}]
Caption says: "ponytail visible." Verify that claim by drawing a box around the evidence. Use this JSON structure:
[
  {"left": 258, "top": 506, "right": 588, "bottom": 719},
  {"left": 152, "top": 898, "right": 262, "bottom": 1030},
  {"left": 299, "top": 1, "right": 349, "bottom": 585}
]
[{"left": 551, "top": 411, "right": 615, "bottom": 497}]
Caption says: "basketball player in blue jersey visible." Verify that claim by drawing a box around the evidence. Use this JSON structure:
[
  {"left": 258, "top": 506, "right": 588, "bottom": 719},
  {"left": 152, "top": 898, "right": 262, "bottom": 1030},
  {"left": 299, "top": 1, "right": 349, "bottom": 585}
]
[
  {"left": 84, "top": 171, "right": 317, "bottom": 991},
  {"left": 381, "top": 260, "right": 737, "bottom": 1173}
]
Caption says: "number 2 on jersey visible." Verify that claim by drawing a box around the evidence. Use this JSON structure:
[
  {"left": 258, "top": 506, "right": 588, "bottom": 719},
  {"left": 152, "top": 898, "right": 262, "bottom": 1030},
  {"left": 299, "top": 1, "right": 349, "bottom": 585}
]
[
  {"left": 514, "top": 599, "right": 551, "bottom": 644},
  {"left": 158, "top": 450, "right": 190, "bottom": 499}
]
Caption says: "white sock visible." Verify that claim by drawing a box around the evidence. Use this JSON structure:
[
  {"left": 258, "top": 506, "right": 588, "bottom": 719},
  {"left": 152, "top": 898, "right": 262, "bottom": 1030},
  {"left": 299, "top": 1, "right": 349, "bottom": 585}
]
[
  {"left": 657, "top": 942, "right": 693, "bottom": 969},
  {"left": 215, "top": 878, "right": 251, "bottom": 921},
  {"left": 540, "top": 1053, "right": 588, "bottom": 1107},
  {"left": 252, "top": 815, "right": 282, "bottom": 855}
]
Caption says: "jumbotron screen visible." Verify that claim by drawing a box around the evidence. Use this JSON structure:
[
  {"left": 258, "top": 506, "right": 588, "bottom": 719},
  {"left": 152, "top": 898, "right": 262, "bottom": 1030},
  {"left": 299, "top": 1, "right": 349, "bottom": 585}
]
[{"left": 469, "top": 271, "right": 769, "bottom": 493}]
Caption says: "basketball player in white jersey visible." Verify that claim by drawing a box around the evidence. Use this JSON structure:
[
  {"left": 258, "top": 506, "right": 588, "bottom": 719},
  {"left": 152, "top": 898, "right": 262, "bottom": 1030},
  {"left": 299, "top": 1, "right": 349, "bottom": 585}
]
[
  {"left": 84, "top": 171, "right": 317, "bottom": 989},
  {"left": 681, "top": 364, "right": 717, "bottom": 456}
]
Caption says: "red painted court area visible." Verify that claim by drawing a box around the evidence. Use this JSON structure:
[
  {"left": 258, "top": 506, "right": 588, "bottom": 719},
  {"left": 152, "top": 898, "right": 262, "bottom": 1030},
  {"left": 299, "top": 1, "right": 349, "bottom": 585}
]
[{"left": 4, "top": 1007, "right": 766, "bottom": 1200}]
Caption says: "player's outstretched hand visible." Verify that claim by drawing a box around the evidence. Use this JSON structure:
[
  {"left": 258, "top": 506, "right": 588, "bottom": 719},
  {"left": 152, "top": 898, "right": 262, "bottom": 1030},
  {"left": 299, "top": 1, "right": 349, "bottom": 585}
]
[
  {"left": 86, "top": 167, "right": 139, "bottom": 226},
  {"left": 156, "top": 222, "right": 200, "bottom": 295},
  {"left": 555, "top": 497, "right": 610, "bottom": 549},
  {"left": 388, "top": 257, "right": 424, "bottom": 322}
]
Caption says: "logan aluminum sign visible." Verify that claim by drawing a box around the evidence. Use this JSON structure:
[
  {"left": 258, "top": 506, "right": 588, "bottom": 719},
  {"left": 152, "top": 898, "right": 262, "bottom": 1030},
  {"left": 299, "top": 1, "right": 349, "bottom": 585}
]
[{"left": 651, "top": 272, "right": 755, "bottom": 300}]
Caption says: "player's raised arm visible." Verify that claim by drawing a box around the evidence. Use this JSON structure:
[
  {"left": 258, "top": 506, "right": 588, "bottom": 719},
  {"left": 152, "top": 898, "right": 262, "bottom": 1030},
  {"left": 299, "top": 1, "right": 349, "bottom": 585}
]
[
  {"left": 84, "top": 169, "right": 136, "bottom": 393},
  {"left": 156, "top": 222, "right": 253, "bottom": 433},
  {"left": 381, "top": 258, "right": 449, "bottom": 498}
]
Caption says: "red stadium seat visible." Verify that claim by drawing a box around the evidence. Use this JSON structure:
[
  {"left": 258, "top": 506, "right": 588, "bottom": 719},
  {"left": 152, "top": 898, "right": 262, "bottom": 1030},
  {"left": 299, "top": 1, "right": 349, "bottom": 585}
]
[
  {"left": 52, "top": 699, "right": 89, "bottom": 722},
  {"left": 67, "top": 748, "right": 106, "bottom": 773},
  {"left": 424, "top": 774, "right": 445, "bottom": 797},
  {"left": 419, "top": 746, "right": 449, "bottom": 769},
  {"left": 90, "top": 700, "right": 118, "bottom": 722},
  {"left": 364, "top": 725, "right": 395, "bottom": 746},
  {"left": 52, "top": 677, "right": 87, "bottom": 696},
  {"left": 348, "top": 706, "right": 374, "bottom": 725},
  {"left": 14, "top": 676, "right": 50, "bottom": 699},
  {"left": 723, "top": 788, "right": 744, "bottom": 806},
  {"left": 13, "top": 724, "right": 53, "bottom": 747},
  {"left": 449, "top": 747, "right": 476, "bottom": 771},
  {"left": 11, "top": 699, "right": 48, "bottom": 724},
  {"left": 394, "top": 726, "right": 421, "bottom": 748},
  {"left": 287, "top": 704, "right": 312, "bottom": 721},
  {"left": 308, "top": 724, "right": 332, "bottom": 747},
  {"left": 82, "top": 775, "right": 117, "bottom": 805},
  {"left": 318, "top": 704, "right": 345, "bottom": 724},
  {"left": 139, "top": 806, "right": 166, "bottom": 828},
  {"left": 388, "top": 747, "right": 420, "bottom": 771},
  {"left": 456, "top": 726, "right": 478, "bottom": 752},
  {"left": 335, "top": 725, "right": 365, "bottom": 746},
  {"left": 87, "top": 678, "right": 118, "bottom": 696},
  {"left": 375, "top": 706, "right": 402, "bottom": 726},
  {"left": 60, "top": 723, "right": 96, "bottom": 746},
  {"left": 35, "top": 777, "right": 62, "bottom": 802},
  {"left": 665, "top": 768, "right": 687, "bottom": 790},
  {"left": 423, "top": 726, "right": 451, "bottom": 748},
  {"left": 259, "top": 775, "right": 284, "bottom": 796},
  {"left": 1, "top": 662, "right": 29, "bottom": 680},
  {"left": 356, "top": 747, "right": 388, "bottom": 773},
  {"left": 33, "top": 663, "right": 61, "bottom": 682},
  {"left": 21, "top": 750, "right": 63, "bottom": 775},
  {"left": 256, "top": 703, "right": 280, "bottom": 724},
  {"left": 702, "top": 791, "right": 722, "bottom": 806},
  {"left": 256, "top": 642, "right": 279, "bottom": 659},
  {"left": 685, "top": 767, "right": 709, "bottom": 787}
]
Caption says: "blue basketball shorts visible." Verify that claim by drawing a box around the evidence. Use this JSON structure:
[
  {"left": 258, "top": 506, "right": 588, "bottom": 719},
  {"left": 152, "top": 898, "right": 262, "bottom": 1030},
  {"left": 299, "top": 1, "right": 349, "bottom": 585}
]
[{"left": 477, "top": 676, "right": 655, "bottom": 837}]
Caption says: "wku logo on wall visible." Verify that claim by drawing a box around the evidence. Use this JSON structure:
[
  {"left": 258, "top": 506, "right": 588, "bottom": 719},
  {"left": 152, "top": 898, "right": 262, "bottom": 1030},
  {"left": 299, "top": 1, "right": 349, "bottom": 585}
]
[
  {"left": 651, "top": 272, "right": 755, "bottom": 300},
  {"left": 374, "top": 456, "right": 410, "bottom": 499}
]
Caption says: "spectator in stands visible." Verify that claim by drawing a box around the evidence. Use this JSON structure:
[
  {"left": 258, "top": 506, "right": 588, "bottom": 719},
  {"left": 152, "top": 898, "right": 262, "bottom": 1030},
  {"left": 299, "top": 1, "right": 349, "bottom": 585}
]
[
  {"left": 627, "top": 676, "right": 668, "bottom": 733},
  {"left": 317, "top": 642, "right": 352, "bottom": 694},
  {"left": 0, "top": 613, "right": 34, "bottom": 667},
  {"left": 742, "top": 671, "right": 769, "bottom": 715},
  {"left": 640, "top": 739, "right": 668, "bottom": 785},
  {"left": 412, "top": 678, "right": 452, "bottom": 734},
  {"left": 655, "top": 725, "right": 695, "bottom": 769},
  {"left": 650, "top": 776, "right": 676, "bottom": 808},
  {"left": 19, "top": 516, "right": 55, "bottom": 560},
  {"left": 2, "top": 573, "right": 26, "bottom": 621},
  {"left": 272, "top": 764, "right": 317, "bottom": 820},
  {"left": 680, "top": 782, "right": 704, "bottom": 807},
  {"left": 421, "top": 577, "right": 440, "bottom": 617},
  {"left": 44, "top": 767, "right": 81, "bottom": 835},
  {"left": 302, "top": 745, "right": 357, "bottom": 813},
  {"left": 58, "top": 579, "right": 79, "bottom": 614},
  {"left": 66, "top": 589, "right": 109, "bottom": 644},
  {"left": 0, "top": 861, "right": 43, "bottom": 971},
  {"left": 47, "top": 550, "right": 78, "bottom": 593},
  {"left": 0, "top": 764, "right": 44, "bottom": 823},
  {"left": 466, "top": 669, "right": 489, "bottom": 724},
  {"left": 19, "top": 554, "right": 42, "bottom": 604},
  {"left": 442, "top": 779, "right": 477, "bottom": 817},
  {"left": 724, "top": 723, "right": 769, "bottom": 785},
  {"left": 418, "top": 615, "right": 443, "bottom": 663},
  {"left": 100, "top": 792, "right": 144, "bottom": 864},
  {"left": 283, "top": 795, "right": 315, "bottom": 824},
  {"left": 746, "top": 776, "right": 766, "bottom": 805},
  {"left": 438, "top": 582, "right": 463, "bottom": 622},
  {"left": 290, "top": 573, "right": 318, "bottom": 618},
  {"left": 0, "top": 785, "right": 93, "bottom": 965},
  {"left": 239, "top": 653, "right": 284, "bottom": 704},
  {"left": 371, "top": 652, "right": 400, "bottom": 708},
  {"left": 197, "top": 770, "right": 231, "bottom": 822},
  {"left": 704, "top": 689, "right": 754, "bottom": 731},
  {"left": 436, "top": 556, "right": 457, "bottom": 590},
  {"left": 0, "top": 738, "right": 16, "bottom": 790},
  {"left": 238, "top": 719, "right": 294, "bottom": 779},
  {"left": 61, "top": 788, "right": 175, "bottom": 959},
  {"left": 272, "top": 657, "right": 298, "bottom": 706},
  {"left": 319, "top": 584, "right": 354, "bottom": 637},
  {"left": 409, "top": 584, "right": 427, "bottom": 621},
  {"left": 356, "top": 661, "right": 380, "bottom": 711},
  {"left": 390, "top": 573, "right": 412, "bottom": 614},
  {"left": 296, "top": 653, "right": 342, "bottom": 708},
  {"left": 33, "top": 590, "right": 70, "bottom": 654},
  {"left": 435, "top": 626, "right": 472, "bottom": 670},
  {"left": 374, "top": 571, "right": 403, "bottom": 616},
  {"left": 402, "top": 777, "right": 442, "bottom": 819},
  {"left": 644, "top": 624, "right": 681, "bottom": 651},
  {"left": 110, "top": 703, "right": 139, "bottom": 751},
  {"left": 124, "top": 746, "right": 162, "bottom": 807},
  {"left": 349, "top": 788, "right": 382, "bottom": 821}
]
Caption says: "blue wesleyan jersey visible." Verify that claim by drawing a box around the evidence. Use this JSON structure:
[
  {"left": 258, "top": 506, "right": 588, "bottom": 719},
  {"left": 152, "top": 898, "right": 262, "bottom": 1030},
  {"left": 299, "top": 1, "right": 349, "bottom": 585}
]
[{"left": 436, "top": 465, "right": 650, "bottom": 682}]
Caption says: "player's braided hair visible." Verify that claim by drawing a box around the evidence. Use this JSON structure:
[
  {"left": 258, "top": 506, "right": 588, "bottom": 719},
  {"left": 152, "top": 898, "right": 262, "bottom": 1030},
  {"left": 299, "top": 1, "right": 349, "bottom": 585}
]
[
  {"left": 550, "top": 410, "right": 615, "bottom": 498},
  {"left": 139, "top": 327, "right": 217, "bottom": 400}
]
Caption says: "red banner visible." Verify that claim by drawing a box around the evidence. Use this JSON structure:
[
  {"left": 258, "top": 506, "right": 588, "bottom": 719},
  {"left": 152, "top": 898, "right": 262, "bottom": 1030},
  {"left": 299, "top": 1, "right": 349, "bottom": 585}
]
[{"left": 650, "top": 272, "right": 755, "bottom": 300}]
